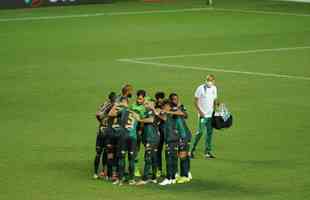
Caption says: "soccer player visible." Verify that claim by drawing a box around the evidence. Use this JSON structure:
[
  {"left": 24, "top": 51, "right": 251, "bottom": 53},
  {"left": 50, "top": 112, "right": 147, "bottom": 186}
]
[
  {"left": 190, "top": 75, "right": 218, "bottom": 159},
  {"left": 136, "top": 101, "right": 160, "bottom": 185},
  {"left": 169, "top": 93, "right": 192, "bottom": 183},
  {"left": 159, "top": 99, "right": 180, "bottom": 186},
  {"left": 93, "top": 92, "right": 116, "bottom": 179},
  {"left": 116, "top": 84, "right": 134, "bottom": 103},
  {"left": 108, "top": 97, "right": 140, "bottom": 186},
  {"left": 154, "top": 91, "right": 166, "bottom": 177},
  {"left": 129, "top": 89, "right": 148, "bottom": 177}
]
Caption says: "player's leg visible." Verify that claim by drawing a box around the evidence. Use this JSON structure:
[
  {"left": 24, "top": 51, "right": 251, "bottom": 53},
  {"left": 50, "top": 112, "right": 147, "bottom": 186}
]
[
  {"left": 205, "top": 118, "right": 215, "bottom": 158},
  {"left": 157, "top": 124, "right": 164, "bottom": 176},
  {"left": 136, "top": 143, "right": 152, "bottom": 186},
  {"left": 207, "top": 0, "right": 213, "bottom": 6},
  {"left": 128, "top": 136, "right": 137, "bottom": 184},
  {"left": 134, "top": 130, "right": 142, "bottom": 177},
  {"left": 178, "top": 140, "right": 191, "bottom": 183},
  {"left": 112, "top": 128, "right": 123, "bottom": 184},
  {"left": 151, "top": 145, "right": 158, "bottom": 182},
  {"left": 94, "top": 130, "right": 103, "bottom": 179},
  {"left": 143, "top": 144, "right": 152, "bottom": 181},
  {"left": 171, "top": 142, "right": 178, "bottom": 183},
  {"left": 159, "top": 144, "right": 173, "bottom": 186},
  {"left": 116, "top": 134, "right": 127, "bottom": 185},
  {"left": 99, "top": 132, "right": 108, "bottom": 178},
  {"left": 190, "top": 117, "right": 207, "bottom": 157}
]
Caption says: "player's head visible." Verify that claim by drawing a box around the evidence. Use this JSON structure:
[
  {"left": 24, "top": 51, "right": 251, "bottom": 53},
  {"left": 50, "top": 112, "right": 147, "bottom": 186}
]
[
  {"left": 155, "top": 91, "right": 165, "bottom": 103},
  {"left": 136, "top": 89, "right": 146, "bottom": 105},
  {"left": 206, "top": 74, "right": 215, "bottom": 87},
  {"left": 119, "top": 96, "right": 128, "bottom": 107},
  {"left": 161, "top": 99, "right": 171, "bottom": 112},
  {"left": 169, "top": 92, "right": 179, "bottom": 106},
  {"left": 121, "top": 84, "right": 133, "bottom": 98},
  {"left": 108, "top": 92, "right": 117, "bottom": 103}
]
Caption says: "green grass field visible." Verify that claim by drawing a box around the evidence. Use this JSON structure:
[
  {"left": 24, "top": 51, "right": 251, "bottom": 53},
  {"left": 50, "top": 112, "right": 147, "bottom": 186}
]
[{"left": 1, "top": 0, "right": 310, "bottom": 199}]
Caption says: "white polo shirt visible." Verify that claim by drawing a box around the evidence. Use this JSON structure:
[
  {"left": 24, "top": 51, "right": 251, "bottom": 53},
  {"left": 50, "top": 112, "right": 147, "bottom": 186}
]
[{"left": 194, "top": 84, "right": 218, "bottom": 118}]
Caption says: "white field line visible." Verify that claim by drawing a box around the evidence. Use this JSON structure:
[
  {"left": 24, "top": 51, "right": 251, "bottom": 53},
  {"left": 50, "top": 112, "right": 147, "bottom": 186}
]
[
  {"left": 123, "top": 46, "right": 310, "bottom": 61},
  {"left": 1, "top": 7, "right": 310, "bottom": 22},
  {"left": 0, "top": 7, "right": 211, "bottom": 22},
  {"left": 117, "top": 59, "right": 310, "bottom": 81}
]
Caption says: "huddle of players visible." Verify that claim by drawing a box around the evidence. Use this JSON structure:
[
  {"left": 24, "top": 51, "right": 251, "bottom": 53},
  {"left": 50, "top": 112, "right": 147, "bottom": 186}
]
[{"left": 94, "top": 84, "right": 192, "bottom": 186}]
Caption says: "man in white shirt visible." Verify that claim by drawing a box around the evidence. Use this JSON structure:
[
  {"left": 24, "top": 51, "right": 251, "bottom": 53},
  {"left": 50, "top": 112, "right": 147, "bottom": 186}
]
[{"left": 190, "top": 75, "right": 218, "bottom": 159}]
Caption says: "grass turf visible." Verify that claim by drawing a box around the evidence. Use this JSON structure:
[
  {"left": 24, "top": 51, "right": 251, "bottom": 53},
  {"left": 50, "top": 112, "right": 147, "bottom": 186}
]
[{"left": 1, "top": 0, "right": 310, "bottom": 199}]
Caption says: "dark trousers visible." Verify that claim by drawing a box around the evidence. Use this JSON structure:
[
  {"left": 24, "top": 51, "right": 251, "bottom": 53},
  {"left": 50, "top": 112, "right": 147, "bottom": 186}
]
[
  {"left": 117, "top": 130, "right": 137, "bottom": 180},
  {"left": 157, "top": 123, "right": 165, "bottom": 171},
  {"left": 143, "top": 144, "right": 158, "bottom": 180},
  {"left": 94, "top": 129, "right": 107, "bottom": 174},
  {"left": 179, "top": 139, "right": 190, "bottom": 177},
  {"left": 105, "top": 128, "right": 118, "bottom": 178},
  {"left": 165, "top": 142, "right": 179, "bottom": 180}
]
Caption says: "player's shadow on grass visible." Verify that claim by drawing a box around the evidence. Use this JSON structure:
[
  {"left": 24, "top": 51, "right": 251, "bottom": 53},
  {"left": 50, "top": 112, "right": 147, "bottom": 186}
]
[{"left": 143, "top": 179, "right": 273, "bottom": 198}]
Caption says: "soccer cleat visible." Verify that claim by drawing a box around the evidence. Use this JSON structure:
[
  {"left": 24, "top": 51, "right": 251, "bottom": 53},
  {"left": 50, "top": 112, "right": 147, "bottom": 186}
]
[
  {"left": 150, "top": 179, "right": 157, "bottom": 184},
  {"left": 93, "top": 174, "right": 99, "bottom": 180},
  {"left": 171, "top": 179, "right": 177, "bottom": 184},
  {"left": 134, "top": 169, "right": 141, "bottom": 177},
  {"left": 136, "top": 180, "right": 148, "bottom": 186},
  {"left": 176, "top": 177, "right": 190, "bottom": 184},
  {"left": 159, "top": 178, "right": 172, "bottom": 186},
  {"left": 112, "top": 179, "right": 120, "bottom": 185},
  {"left": 188, "top": 172, "right": 193, "bottom": 180},
  {"left": 129, "top": 180, "right": 136, "bottom": 185},
  {"left": 205, "top": 152, "right": 216, "bottom": 159},
  {"left": 176, "top": 175, "right": 182, "bottom": 183},
  {"left": 118, "top": 180, "right": 124, "bottom": 186}
]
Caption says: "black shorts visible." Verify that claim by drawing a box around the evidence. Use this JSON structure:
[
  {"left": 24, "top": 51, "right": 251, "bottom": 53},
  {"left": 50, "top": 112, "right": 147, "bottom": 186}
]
[
  {"left": 117, "top": 129, "right": 137, "bottom": 155},
  {"left": 96, "top": 130, "right": 106, "bottom": 149},
  {"left": 104, "top": 127, "right": 117, "bottom": 146},
  {"left": 178, "top": 139, "right": 190, "bottom": 152}
]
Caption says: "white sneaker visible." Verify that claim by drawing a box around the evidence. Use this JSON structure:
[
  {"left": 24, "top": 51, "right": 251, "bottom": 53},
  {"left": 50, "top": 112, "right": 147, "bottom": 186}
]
[
  {"left": 136, "top": 180, "right": 147, "bottom": 186},
  {"left": 159, "top": 178, "right": 172, "bottom": 186},
  {"left": 93, "top": 174, "right": 99, "bottom": 179},
  {"left": 171, "top": 179, "right": 176, "bottom": 184},
  {"left": 129, "top": 180, "right": 136, "bottom": 185},
  {"left": 112, "top": 179, "right": 120, "bottom": 185},
  {"left": 188, "top": 172, "right": 193, "bottom": 180},
  {"left": 150, "top": 179, "right": 157, "bottom": 184}
]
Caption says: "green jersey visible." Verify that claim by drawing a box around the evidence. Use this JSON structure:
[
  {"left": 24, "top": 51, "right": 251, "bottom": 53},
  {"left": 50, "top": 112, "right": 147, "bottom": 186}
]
[
  {"left": 163, "top": 114, "right": 179, "bottom": 143},
  {"left": 142, "top": 109, "right": 160, "bottom": 145},
  {"left": 117, "top": 107, "right": 139, "bottom": 139},
  {"left": 175, "top": 117, "right": 191, "bottom": 141},
  {"left": 171, "top": 105, "right": 191, "bottom": 141},
  {"left": 129, "top": 103, "right": 146, "bottom": 118}
]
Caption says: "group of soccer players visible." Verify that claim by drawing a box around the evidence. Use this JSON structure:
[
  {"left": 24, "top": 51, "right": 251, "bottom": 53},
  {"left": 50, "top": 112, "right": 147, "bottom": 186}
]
[{"left": 94, "top": 84, "right": 192, "bottom": 186}]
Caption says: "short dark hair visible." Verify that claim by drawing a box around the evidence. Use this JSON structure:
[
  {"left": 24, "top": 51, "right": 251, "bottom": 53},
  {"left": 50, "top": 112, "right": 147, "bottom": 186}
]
[
  {"left": 119, "top": 96, "right": 127, "bottom": 102},
  {"left": 161, "top": 98, "right": 170, "bottom": 106},
  {"left": 108, "top": 92, "right": 116, "bottom": 102},
  {"left": 155, "top": 91, "right": 165, "bottom": 100},
  {"left": 169, "top": 92, "right": 178, "bottom": 100},
  {"left": 136, "top": 89, "right": 146, "bottom": 97}
]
